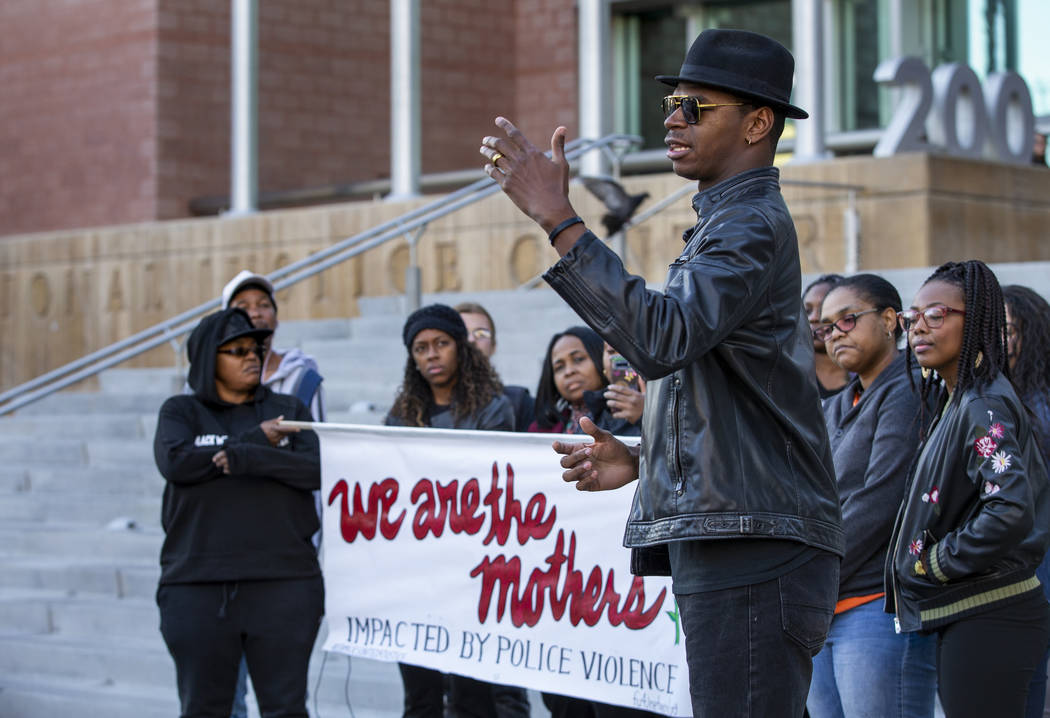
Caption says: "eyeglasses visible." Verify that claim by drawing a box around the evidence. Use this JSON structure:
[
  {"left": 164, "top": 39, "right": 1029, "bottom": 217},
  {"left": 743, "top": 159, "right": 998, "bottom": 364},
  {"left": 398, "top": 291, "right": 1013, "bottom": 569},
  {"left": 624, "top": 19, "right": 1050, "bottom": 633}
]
[
  {"left": 813, "top": 308, "right": 881, "bottom": 341},
  {"left": 897, "top": 306, "right": 966, "bottom": 332},
  {"left": 661, "top": 95, "right": 744, "bottom": 124},
  {"left": 469, "top": 327, "right": 493, "bottom": 341},
  {"left": 217, "top": 345, "right": 264, "bottom": 359}
]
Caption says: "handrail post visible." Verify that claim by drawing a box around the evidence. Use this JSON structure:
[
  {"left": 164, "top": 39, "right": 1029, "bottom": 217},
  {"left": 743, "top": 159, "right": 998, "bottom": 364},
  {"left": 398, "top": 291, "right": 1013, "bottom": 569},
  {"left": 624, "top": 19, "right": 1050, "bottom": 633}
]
[
  {"left": 388, "top": 0, "right": 421, "bottom": 200},
  {"left": 578, "top": 0, "right": 612, "bottom": 177},
  {"left": 227, "top": 0, "right": 258, "bottom": 215},
  {"left": 844, "top": 189, "right": 860, "bottom": 273},
  {"left": 404, "top": 226, "right": 425, "bottom": 313}
]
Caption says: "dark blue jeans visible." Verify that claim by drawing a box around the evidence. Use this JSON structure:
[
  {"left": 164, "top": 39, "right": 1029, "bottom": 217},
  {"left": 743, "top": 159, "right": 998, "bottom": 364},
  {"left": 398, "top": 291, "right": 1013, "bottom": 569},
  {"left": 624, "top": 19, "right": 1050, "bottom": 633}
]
[{"left": 676, "top": 552, "right": 839, "bottom": 718}]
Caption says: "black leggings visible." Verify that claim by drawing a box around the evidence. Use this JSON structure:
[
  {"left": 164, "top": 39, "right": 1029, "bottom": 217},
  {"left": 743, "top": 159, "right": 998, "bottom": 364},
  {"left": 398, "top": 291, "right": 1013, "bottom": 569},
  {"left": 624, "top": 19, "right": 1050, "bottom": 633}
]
[{"left": 937, "top": 590, "right": 1050, "bottom": 718}]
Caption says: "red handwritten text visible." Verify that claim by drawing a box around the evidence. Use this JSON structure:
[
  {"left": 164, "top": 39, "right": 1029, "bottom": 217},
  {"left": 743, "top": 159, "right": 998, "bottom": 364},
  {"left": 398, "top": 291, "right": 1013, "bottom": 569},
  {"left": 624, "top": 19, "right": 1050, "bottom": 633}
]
[
  {"left": 330, "top": 463, "right": 556, "bottom": 547},
  {"left": 328, "top": 477, "right": 405, "bottom": 542},
  {"left": 470, "top": 529, "right": 666, "bottom": 629}
]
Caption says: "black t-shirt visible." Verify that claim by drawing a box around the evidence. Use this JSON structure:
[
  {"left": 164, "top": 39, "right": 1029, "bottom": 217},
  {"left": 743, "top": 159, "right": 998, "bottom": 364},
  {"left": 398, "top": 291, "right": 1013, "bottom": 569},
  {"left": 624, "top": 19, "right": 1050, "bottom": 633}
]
[{"left": 667, "top": 538, "right": 824, "bottom": 594}]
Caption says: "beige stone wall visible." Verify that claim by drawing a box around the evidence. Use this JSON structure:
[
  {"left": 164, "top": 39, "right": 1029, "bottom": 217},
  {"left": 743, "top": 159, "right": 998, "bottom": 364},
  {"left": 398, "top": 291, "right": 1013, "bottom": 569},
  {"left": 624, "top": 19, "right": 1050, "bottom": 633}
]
[{"left": 3, "top": 154, "right": 1050, "bottom": 391}]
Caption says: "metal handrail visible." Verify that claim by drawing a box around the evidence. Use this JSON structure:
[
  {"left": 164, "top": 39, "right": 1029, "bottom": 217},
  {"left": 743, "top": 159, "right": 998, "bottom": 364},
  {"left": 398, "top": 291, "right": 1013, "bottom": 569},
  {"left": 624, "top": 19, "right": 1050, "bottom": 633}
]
[{"left": 0, "top": 134, "right": 643, "bottom": 416}]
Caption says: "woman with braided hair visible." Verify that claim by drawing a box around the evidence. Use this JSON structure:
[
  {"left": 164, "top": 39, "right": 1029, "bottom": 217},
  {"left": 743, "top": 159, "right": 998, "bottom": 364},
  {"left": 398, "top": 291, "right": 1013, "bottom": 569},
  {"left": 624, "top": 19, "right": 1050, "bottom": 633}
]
[
  {"left": 1002, "top": 285, "right": 1050, "bottom": 718},
  {"left": 889, "top": 261, "right": 1050, "bottom": 717}
]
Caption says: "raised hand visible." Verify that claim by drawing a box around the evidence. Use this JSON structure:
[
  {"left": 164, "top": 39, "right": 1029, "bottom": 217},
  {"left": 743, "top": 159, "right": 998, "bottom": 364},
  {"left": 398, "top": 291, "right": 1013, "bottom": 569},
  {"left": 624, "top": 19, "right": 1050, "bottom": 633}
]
[
  {"left": 480, "top": 118, "right": 583, "bottom": 249},
  {"left": 552, "top": 416, "right": 639, "bottom": 492}
]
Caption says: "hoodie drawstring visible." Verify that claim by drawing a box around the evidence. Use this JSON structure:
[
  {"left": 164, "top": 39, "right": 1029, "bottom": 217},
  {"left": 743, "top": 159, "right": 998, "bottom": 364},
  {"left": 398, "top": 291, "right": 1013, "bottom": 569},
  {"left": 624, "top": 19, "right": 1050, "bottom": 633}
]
[{"left": 217, "top": 582, "right": 240, "bottom": 619}]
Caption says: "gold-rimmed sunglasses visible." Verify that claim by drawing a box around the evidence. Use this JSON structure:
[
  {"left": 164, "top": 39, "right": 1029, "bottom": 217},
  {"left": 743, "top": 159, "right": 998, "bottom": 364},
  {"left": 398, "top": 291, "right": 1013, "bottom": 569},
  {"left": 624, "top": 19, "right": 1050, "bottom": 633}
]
[{"left": 661, "top": 95, "right": 744, "bottom": 124}]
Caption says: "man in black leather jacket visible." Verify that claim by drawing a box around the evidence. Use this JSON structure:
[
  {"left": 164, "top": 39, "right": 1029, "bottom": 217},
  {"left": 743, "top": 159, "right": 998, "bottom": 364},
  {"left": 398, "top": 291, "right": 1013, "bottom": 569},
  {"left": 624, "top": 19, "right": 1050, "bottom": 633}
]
[{"left": 481, "top": 29, "right": 843, "bottom": 717}]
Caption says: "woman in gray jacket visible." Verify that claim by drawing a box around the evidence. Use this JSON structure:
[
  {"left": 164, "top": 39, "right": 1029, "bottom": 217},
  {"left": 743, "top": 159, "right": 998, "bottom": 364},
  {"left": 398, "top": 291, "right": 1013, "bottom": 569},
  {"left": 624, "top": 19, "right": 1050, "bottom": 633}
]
[{"left": 807, "top": 274, "right": 936, "bottom": 718}]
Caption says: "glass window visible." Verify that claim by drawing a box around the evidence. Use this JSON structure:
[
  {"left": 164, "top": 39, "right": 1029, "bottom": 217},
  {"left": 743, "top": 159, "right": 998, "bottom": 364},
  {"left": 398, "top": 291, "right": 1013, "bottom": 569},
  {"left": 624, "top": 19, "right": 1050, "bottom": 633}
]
[{"left": 611, "top": 1, "right": 792, "bottom": 152}]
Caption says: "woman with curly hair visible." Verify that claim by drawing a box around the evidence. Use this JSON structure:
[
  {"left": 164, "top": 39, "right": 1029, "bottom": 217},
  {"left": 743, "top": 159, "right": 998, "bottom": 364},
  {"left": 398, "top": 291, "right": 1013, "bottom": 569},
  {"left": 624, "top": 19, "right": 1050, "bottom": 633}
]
[
  {"left": 1002, "top": 285, "right": 1050, "bottom": 718},
  {"left": 890, "top": 261, "right": 1050, "bottom": 717},
  {"left": 385, "top": 304, "right": 528, "bottom": 718}
]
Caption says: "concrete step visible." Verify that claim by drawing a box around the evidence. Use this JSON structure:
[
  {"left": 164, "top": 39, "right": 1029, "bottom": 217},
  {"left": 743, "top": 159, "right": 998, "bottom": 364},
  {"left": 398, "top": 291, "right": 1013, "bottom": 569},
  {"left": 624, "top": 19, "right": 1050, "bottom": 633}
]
[
  {"left": 0, "top": 521, "right": 162, "bottom": 561},
  {"left": 99, "top": 367, "right": 184, "bottom": 395},
  {"left": 0, "top": 589, "right": 160, "bottom": 640},
  {"left": 0, "top": 557, "right": 158, "bottom": 599},
  {"left": 84, "top": 438, "right": 156, "bottom": 469},
  {"left": 0, "top": 587, "right": 56, "bottom": 635},
  {"left": 19, "top": 466, "right": 162, "bottom": 495},
  {"left": 0, "top": 436, "right": 86, "bottom": 465},
  {"left": 0, "top": 412, "right": 148, "bottom": 439},
  {"left": 0, "top": 467, "right": 30, "bottom": 492},
  {"left": 14, "top": 392, "right": 170, "bottom": 415},
  {"left": 0, "top": 668, "right": 402, "bottom": 718},
  {"left": 0, "top": 633, "right": 173, "bottom": 687},
  {"left": 273, "top": 317, "right": 354, "bottom": 345},
  {"left": 0, "top": 490, "right": 161, "bottom": 524},
  {"left": 0, "top": 671, "right": 178, "bottom": 718}
]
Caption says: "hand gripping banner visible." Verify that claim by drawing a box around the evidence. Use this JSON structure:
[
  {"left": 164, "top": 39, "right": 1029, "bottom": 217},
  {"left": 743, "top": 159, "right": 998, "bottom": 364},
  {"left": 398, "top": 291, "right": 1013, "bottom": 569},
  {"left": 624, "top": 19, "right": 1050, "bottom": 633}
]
[{"left": 307, "top": 423, "right": 689, "bottom": 716}]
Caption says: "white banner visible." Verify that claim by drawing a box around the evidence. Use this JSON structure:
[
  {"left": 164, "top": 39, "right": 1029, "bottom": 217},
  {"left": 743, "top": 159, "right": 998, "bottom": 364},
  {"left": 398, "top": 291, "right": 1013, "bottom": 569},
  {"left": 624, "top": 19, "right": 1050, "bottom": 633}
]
[{"left": 312, "top": 423, "right": 690, "bottom": 716}]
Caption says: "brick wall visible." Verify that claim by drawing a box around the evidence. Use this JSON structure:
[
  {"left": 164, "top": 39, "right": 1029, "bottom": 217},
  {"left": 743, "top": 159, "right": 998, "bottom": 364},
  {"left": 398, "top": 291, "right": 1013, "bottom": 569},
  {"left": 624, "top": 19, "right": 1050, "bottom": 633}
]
[
  {"left": 0, "top": 0, "right": 158, "bottom": 235},
  {"left": 0, "top": 0, "right": 582, "bottom": 235},
  {"left": 514, "top": 0, "right": 578, "bottom": 141}
]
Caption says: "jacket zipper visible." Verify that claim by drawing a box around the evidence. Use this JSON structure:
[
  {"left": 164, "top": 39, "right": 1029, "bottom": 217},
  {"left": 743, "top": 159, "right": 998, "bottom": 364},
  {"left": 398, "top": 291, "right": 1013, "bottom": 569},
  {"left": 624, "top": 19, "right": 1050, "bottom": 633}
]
[
  {"left": 670, "top": 375, "right": 685, "bottom": 496},
  {"left": 889, "top": 400, "right": 947, "bottom": 633}
]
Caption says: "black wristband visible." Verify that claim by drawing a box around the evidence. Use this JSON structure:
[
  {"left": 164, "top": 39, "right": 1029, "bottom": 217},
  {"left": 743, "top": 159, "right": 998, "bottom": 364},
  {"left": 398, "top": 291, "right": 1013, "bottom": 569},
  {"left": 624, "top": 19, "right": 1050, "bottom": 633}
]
[{"left": 547, "top": 216, "right": 584, "bottom": 246}]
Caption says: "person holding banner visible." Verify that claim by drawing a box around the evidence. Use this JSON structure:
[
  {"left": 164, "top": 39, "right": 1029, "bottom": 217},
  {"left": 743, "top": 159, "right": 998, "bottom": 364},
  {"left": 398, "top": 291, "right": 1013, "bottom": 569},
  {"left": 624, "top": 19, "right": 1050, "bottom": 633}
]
[
  {"left": 530, "top": 326, "right": 640, "bottom": 437},
  {"left": 480, "top": 28, "right": 843, "bottom": 717},
  {"left": 529, "top": 327, "right": 649, "bottom": 717},
  {"left": 153, "top": 307, "right": 323, "bottom": 718},
  {"left": 385, "top": 303, "right": 529, "bottom": 718}
]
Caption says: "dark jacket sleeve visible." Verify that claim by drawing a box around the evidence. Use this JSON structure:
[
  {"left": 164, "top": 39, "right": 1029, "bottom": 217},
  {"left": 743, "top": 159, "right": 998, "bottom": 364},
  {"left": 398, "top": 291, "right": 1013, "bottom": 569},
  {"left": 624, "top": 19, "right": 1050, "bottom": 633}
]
[
  {"left": 926, "top": 396, "right": 1034, "bottom": 583},
  {"left": 153, "top": 396, "right": 224, "bottom": 485},
  {"left": 837, "top": 383, "right": 920, "bottom": 587},
  {"left": 223, "top": 398, "right": 320, "bottom": 491},
  {"left": 543, "top": 213, "right": 778, "bottom": 380},
  {"left": 474, "top": 394, "right": 514, "bottom": 432}
]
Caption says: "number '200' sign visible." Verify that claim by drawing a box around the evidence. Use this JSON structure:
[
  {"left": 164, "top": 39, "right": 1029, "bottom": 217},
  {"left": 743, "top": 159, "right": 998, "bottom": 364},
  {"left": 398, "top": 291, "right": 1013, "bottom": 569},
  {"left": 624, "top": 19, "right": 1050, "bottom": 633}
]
[{"left": 873, "top": 57, "right": 1035, "bottom": 165}]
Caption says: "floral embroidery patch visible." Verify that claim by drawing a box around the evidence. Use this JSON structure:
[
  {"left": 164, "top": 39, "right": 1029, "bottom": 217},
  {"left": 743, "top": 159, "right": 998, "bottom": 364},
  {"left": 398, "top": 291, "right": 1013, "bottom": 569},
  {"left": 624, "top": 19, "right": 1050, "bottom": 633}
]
[
  {"left": 909, "top": 538, "right": 924, "bottom": 556},
  {"left": 972, "top": 412, "right": 1013, "bottom": 480},
  {"left": 991, "top": 451, "right": 1011, "bottom": 474},
  {"left": 920, "top": 485, "right": 942, "bottom": 515},
  {"left": 974, "top": 436, "right": 998, "bottom": 458}
]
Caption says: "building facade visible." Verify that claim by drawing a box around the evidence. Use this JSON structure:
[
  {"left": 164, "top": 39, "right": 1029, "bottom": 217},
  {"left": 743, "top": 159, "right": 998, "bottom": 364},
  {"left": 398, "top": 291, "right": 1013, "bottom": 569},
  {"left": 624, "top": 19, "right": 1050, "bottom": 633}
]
[{"left": 2, "top": 0, "right": 1047, "bottom": 237}]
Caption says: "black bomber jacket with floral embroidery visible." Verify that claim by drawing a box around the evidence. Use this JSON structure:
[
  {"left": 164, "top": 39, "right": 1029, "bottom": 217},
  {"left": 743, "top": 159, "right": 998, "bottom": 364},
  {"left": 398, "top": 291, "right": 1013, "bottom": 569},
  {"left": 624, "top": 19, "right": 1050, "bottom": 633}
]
[{"left": 885, "top": 372, "right": 1050, "bottom": 632}]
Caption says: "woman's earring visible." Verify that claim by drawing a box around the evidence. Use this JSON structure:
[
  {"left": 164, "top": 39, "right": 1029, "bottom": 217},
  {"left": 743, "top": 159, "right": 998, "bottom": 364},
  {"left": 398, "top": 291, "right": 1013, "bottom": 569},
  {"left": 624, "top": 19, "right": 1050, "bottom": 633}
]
[{"left": 975, "top": 350, "right": 984, "bottom": 368}]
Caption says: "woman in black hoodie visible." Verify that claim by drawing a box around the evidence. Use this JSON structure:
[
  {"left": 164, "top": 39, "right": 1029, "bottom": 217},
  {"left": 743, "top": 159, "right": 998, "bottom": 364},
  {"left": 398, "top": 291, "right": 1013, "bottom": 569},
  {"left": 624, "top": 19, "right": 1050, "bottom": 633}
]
[{"left": 154, "top": 307, "right": 322, "bottom": 718}]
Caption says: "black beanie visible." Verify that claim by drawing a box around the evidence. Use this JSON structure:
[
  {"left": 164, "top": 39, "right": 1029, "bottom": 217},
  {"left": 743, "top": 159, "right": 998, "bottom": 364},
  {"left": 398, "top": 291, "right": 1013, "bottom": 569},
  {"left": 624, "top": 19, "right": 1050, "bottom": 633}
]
[{"left": 402, "top": 304, "right": 468, "bottom": 348}]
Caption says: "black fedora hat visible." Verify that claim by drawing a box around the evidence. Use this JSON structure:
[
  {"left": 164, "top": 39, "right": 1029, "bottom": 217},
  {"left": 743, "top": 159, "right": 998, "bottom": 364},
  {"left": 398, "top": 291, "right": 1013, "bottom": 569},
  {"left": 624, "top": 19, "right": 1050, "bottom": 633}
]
[{"left": 656, "top": 28, "right": 808, "bottom": 120}]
